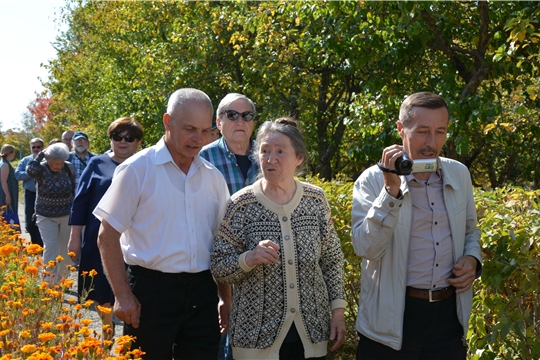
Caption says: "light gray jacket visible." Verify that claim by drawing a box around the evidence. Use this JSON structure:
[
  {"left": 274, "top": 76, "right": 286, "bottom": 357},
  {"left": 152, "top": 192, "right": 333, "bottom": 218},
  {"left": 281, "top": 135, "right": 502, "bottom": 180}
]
[{"left": 351, "top": 157, "right": 482, "bottom": 350}]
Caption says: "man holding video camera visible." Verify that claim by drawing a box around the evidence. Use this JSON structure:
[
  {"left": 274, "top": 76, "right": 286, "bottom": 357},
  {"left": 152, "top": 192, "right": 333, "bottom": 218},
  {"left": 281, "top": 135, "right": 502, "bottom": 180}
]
[{"left": 351, "top": 92, "right": 482, "bottom": 359}]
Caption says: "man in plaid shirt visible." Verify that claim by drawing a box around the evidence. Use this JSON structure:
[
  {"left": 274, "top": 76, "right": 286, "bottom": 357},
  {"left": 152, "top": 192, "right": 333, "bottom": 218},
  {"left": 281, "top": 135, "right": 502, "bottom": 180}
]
[
  {"left": 199, "top": 93, "right": 259, "bottom": 360},
  {"left": 200, "top": 93, "right": 259, "bottom": 196},
  {"left": 68, "top": 131, "right": 96, "bottom": 189}
]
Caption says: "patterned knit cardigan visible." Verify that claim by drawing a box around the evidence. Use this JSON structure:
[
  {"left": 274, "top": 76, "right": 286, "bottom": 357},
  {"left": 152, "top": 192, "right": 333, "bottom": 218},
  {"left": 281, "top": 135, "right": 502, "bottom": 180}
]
[{"left": 211, "top": 179, "right": 346, "bottom": 360}]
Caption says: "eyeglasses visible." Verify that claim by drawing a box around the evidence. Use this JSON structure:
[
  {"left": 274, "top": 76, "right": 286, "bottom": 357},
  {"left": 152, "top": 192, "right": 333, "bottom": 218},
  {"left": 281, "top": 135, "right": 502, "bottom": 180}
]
[
  {"left": 31, "top": 146, "right": 43, "bottom": 149},
  {"left": 111, "top": 133, "right": 136, "bottom": 143},
  {"left": 220, "top": 110, "right": 256, "bottom": 122}
]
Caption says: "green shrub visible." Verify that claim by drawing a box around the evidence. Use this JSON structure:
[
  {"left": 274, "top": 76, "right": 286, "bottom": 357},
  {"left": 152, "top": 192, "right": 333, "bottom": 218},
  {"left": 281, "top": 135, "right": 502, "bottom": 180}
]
[{"left": 469, "top": 187, "right": 540, "bottom": 359}]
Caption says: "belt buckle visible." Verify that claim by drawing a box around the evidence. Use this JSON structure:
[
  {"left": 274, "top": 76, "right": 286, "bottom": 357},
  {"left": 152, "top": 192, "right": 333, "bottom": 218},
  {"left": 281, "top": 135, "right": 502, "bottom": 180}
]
[{"left": 429, "top": 289, "right": 441, "bottom": 302}]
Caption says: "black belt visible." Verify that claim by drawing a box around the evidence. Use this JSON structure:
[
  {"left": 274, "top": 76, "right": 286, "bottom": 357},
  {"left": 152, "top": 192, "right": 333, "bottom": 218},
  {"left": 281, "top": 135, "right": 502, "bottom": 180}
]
[
  {"left": 407, "top": 286, "right": 455, "bottom": 302},
  {"left": 128, "top": 265, "right": 211, "bottom": 280}
]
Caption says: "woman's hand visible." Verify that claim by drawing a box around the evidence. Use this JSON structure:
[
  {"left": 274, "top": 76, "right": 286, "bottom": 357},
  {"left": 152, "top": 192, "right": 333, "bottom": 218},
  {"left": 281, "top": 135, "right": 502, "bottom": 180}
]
[
  {"left": 245, "top": 240, "right": 280, "bottom": 267},
  {"left": 4, "top": 195, "right": 10, "bottom": 206},
  {"left": 67, "top": 225, "right": 83, "bottom": 260},
  {"left": 329, "top": 308, "right": 346, "bottom": 352}
]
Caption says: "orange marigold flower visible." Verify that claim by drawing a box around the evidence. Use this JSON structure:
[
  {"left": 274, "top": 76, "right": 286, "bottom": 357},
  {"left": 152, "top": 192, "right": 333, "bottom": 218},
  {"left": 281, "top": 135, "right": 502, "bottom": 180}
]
[
  {"left": 68, "top": 251, "right": 76, "bottom": 257},
  {"left": 97, "top": 305, "right": 112, "bottom": 315},
  {"left": 83, "top": 299, "right": 94, "bottom": 308},
  {"left": 55, "top": 255, "right": 64, "bottom": 262},
  {"left": 81, "top": 271, "right": 88, "bottom": 276},
  {"left": 80, "top": 318, "right": 93, "bottom": 326},
  {"left": 21, "top": 344, "right": 38, "bottom": 353},
  {"left": 19, "top": 329, "right": 31, "bottom": 338},
  {"left": 89, "top": 269, "right": 98, "bottom": 277},
  {"left": 27, "top": 352, "right": 54, "bottom": 360},
  {"left": 38, "top": 332, "right": 56, "bottom": 343},
  {"left": 25, "top": 266, "right": 39, "bottom": 276},
  {"left": 41, "top": 322, "right": 53, "bottom": 330},
  {"left": 26, "top": 244, "right": 44, "bottom": 255},
  {"left": 0, "top": 244, "right": 17, "bottom": 256}
]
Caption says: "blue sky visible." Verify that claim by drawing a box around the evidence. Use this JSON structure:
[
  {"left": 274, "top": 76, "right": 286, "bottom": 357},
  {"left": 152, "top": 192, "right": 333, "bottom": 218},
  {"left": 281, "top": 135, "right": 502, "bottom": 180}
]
[{"left": 0, "top": 0, "right": 65, "bottom": 131}]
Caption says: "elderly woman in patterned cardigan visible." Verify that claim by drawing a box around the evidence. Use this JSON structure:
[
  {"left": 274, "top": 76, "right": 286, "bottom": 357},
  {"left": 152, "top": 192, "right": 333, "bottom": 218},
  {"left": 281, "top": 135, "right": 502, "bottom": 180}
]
[
  {"left": 211, "top": 118, "right": 346, "bottom": 360},
  {"left": 27, "top": 143, "right": 75, "bottom": 280}
]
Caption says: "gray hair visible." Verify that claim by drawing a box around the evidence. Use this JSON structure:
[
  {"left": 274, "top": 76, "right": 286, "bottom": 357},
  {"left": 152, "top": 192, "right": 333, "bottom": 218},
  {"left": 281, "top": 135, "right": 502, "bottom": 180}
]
[
  {"left": 399, "top": 92, "right": 449, "bottom": 127},
  {"left": 255, "top": 117, "right": 308, "bottom": 174},
  {"left": 30, "top": 138, "right": 44, "bottom": 146},
  {"left": 166, "top": 88, "right": 213, "bottom": 119},
  {"left": 216, "top": 93, "right": 256, "bottom": 120},
  {"left": 44, "top": 143, "right": 70, "bottom": 161}
]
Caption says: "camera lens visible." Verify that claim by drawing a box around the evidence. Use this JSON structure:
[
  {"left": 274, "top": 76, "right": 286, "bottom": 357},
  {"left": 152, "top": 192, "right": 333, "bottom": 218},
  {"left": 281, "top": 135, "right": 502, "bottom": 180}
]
[{"left": 395, "top": 155, "right": 413, "bottom": 175}]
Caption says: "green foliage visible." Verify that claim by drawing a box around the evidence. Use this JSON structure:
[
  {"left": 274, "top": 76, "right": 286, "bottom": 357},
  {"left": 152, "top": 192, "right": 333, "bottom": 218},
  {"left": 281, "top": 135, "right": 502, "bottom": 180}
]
[
  {"left": 304, "top": 175, "right": 358, "bottom": 357},
  {"left": 469, "top": 186, "right": 540, "bottom": 359}
]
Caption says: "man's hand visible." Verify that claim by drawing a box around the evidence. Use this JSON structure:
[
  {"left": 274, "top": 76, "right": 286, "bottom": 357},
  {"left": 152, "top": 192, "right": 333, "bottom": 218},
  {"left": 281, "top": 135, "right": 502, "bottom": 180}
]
[
  {"left": 329, "top": 308, "right": 346, "bottom": 352},
  {"left": 113, "top": 292, "right": 141, "bottom": 328},
  {"left": 218, "top": 298, "right": 231, "bottom": 334},
  {"left": 380, "top": 145, "right": 404, "bottom": 198},
  {"left": 446, "top": 255, "right": 478, "bottom": 294}
]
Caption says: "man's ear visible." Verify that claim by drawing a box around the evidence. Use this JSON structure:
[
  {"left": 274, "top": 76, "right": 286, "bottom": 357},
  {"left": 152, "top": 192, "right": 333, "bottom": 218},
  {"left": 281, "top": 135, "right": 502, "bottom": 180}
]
[
  {"left": 163, "top": 113, "right": 171, "bottom": 130},
  {"left": 397, "top": 120, "right": 404, "bottom": 139}
]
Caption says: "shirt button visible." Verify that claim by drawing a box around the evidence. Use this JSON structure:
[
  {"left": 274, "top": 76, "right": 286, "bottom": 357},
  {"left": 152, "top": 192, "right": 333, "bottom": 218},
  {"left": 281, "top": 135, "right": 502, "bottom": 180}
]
[
  {"left": 291, "top": 308, "right": 296, "bottom": 313},
  {"left": 289, "top": 283, "right": 295, "bottom": 288},
  {"left": 284, "top": 235, "right": 290, "bottom": 241},
  {"left": 288, "top": 260, "right": 293, "bottom": 265},
  {"left": 389, "top": 202, "right": 394, "bottom": 208},
  {"left": 282, "top": 216, "right": 288, "bottom": 221},
  {"left": 434, "top": 222, "right": 438, "bottom": 225}
]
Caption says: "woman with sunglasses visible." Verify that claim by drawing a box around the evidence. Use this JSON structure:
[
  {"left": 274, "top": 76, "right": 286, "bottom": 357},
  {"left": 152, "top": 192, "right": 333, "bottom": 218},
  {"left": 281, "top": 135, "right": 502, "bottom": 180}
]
[{"left": 68, "top": 117, "right": 143, "bottom": 340}]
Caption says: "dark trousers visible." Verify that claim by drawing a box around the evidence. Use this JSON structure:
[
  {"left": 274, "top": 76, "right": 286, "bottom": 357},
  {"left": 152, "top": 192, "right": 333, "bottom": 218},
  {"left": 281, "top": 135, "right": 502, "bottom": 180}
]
[
  {"left": 279, "top": 339, "right": 326, "bottom": 360},
  {"left": 24, "top": 190, "right": 42, "bottom": 246},
  {"left": 126, "top": 265, "right": 221, "bottom": 360},
  {"left": 357, "top": 292, "right": 467, "bottom": 360}
]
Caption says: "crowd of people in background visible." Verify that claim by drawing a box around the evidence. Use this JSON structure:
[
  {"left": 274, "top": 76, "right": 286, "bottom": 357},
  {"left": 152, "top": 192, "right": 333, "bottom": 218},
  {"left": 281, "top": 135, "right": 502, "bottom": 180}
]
[{"left": 0, "top": 89, "right": 482, "bottom": 360}]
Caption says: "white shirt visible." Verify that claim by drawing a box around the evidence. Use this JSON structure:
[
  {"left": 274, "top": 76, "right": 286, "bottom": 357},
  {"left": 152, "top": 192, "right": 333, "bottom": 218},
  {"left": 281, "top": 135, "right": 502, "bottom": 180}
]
[{"left": 93, "top": 138, "right": 230, "bottom": 273}]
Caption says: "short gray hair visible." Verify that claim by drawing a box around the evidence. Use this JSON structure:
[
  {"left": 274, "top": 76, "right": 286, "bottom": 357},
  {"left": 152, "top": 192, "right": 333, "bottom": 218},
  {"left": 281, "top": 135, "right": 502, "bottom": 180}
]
[
  {"left": 399, "top": 92, "right": 449, "bottom": 127},
  {"left": 255, "top": 117, "right": 308, "bottom": 174},
  {"left": 166, "top": 88, "right": 213, "bottom": 119},
  {"left": 44, "top": 143, "right": 70, "bottom": 161},
  {"left": 216, "top": 93, "right": 256, "bottom": 120},
  {"left": 30, "top": 138, "right": 44, "bottom": 146}
]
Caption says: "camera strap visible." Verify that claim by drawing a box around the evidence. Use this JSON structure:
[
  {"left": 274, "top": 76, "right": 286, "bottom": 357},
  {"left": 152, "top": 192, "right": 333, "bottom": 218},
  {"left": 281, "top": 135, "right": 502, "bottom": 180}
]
[{"left": 377, "top": 161, "right": 399, "bottom": 174}]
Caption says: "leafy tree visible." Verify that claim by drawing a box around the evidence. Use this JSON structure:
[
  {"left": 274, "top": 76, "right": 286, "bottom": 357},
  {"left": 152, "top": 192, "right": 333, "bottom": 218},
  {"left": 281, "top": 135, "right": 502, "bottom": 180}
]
[{"left": 44, "top": 1, "right": 540, "bottom": 187}]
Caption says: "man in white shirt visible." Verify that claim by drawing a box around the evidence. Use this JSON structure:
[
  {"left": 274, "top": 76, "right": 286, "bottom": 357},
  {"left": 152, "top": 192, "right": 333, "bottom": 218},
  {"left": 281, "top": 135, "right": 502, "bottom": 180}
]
[
  {"left": 95, "top": 88, "right": 231, "bottom": 359},
  {"left": 352, "top": 92, "right": 482, "bottom": 359}
]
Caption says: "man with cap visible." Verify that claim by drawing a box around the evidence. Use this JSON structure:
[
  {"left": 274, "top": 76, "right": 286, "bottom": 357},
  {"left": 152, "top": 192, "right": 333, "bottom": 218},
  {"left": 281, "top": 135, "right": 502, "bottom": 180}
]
[
  {"left": 15, "top": 137, "right": 45, "bottom": 246},
  {"left": 68, "top": 131, "right": 96, "bottom": 188}
]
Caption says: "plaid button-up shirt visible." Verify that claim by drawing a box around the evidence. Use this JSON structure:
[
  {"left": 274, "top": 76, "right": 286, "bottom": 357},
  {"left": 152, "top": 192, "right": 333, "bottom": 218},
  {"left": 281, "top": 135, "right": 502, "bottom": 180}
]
[
  {"left": 200, "top": 138, "right": 259, "bottom": 195},
  {"left": 68, "top": 151, "right": 96, "bottom": 189}
]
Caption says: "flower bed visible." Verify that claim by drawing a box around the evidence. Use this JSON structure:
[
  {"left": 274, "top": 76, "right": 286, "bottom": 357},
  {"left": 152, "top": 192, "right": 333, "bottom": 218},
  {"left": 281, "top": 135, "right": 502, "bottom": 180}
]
[{"left": 0, "top": 218, "right": 143, "bottom": 359}]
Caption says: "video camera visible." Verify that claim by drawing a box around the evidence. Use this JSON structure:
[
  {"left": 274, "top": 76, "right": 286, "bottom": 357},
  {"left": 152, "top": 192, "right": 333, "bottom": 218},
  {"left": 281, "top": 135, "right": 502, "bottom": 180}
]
[{"left": 394, "top": 154, "right": 437, "bottom": 175}]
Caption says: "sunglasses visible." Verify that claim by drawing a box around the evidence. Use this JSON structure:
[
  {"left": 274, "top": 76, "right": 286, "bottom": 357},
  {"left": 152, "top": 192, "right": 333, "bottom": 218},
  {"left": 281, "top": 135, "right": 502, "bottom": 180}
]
[
  {"left": 220, "top": 110, "right": 256, "bottom": 122},
  {"left": 111, "top": 133, "right": 137, "bottom": 143}
]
